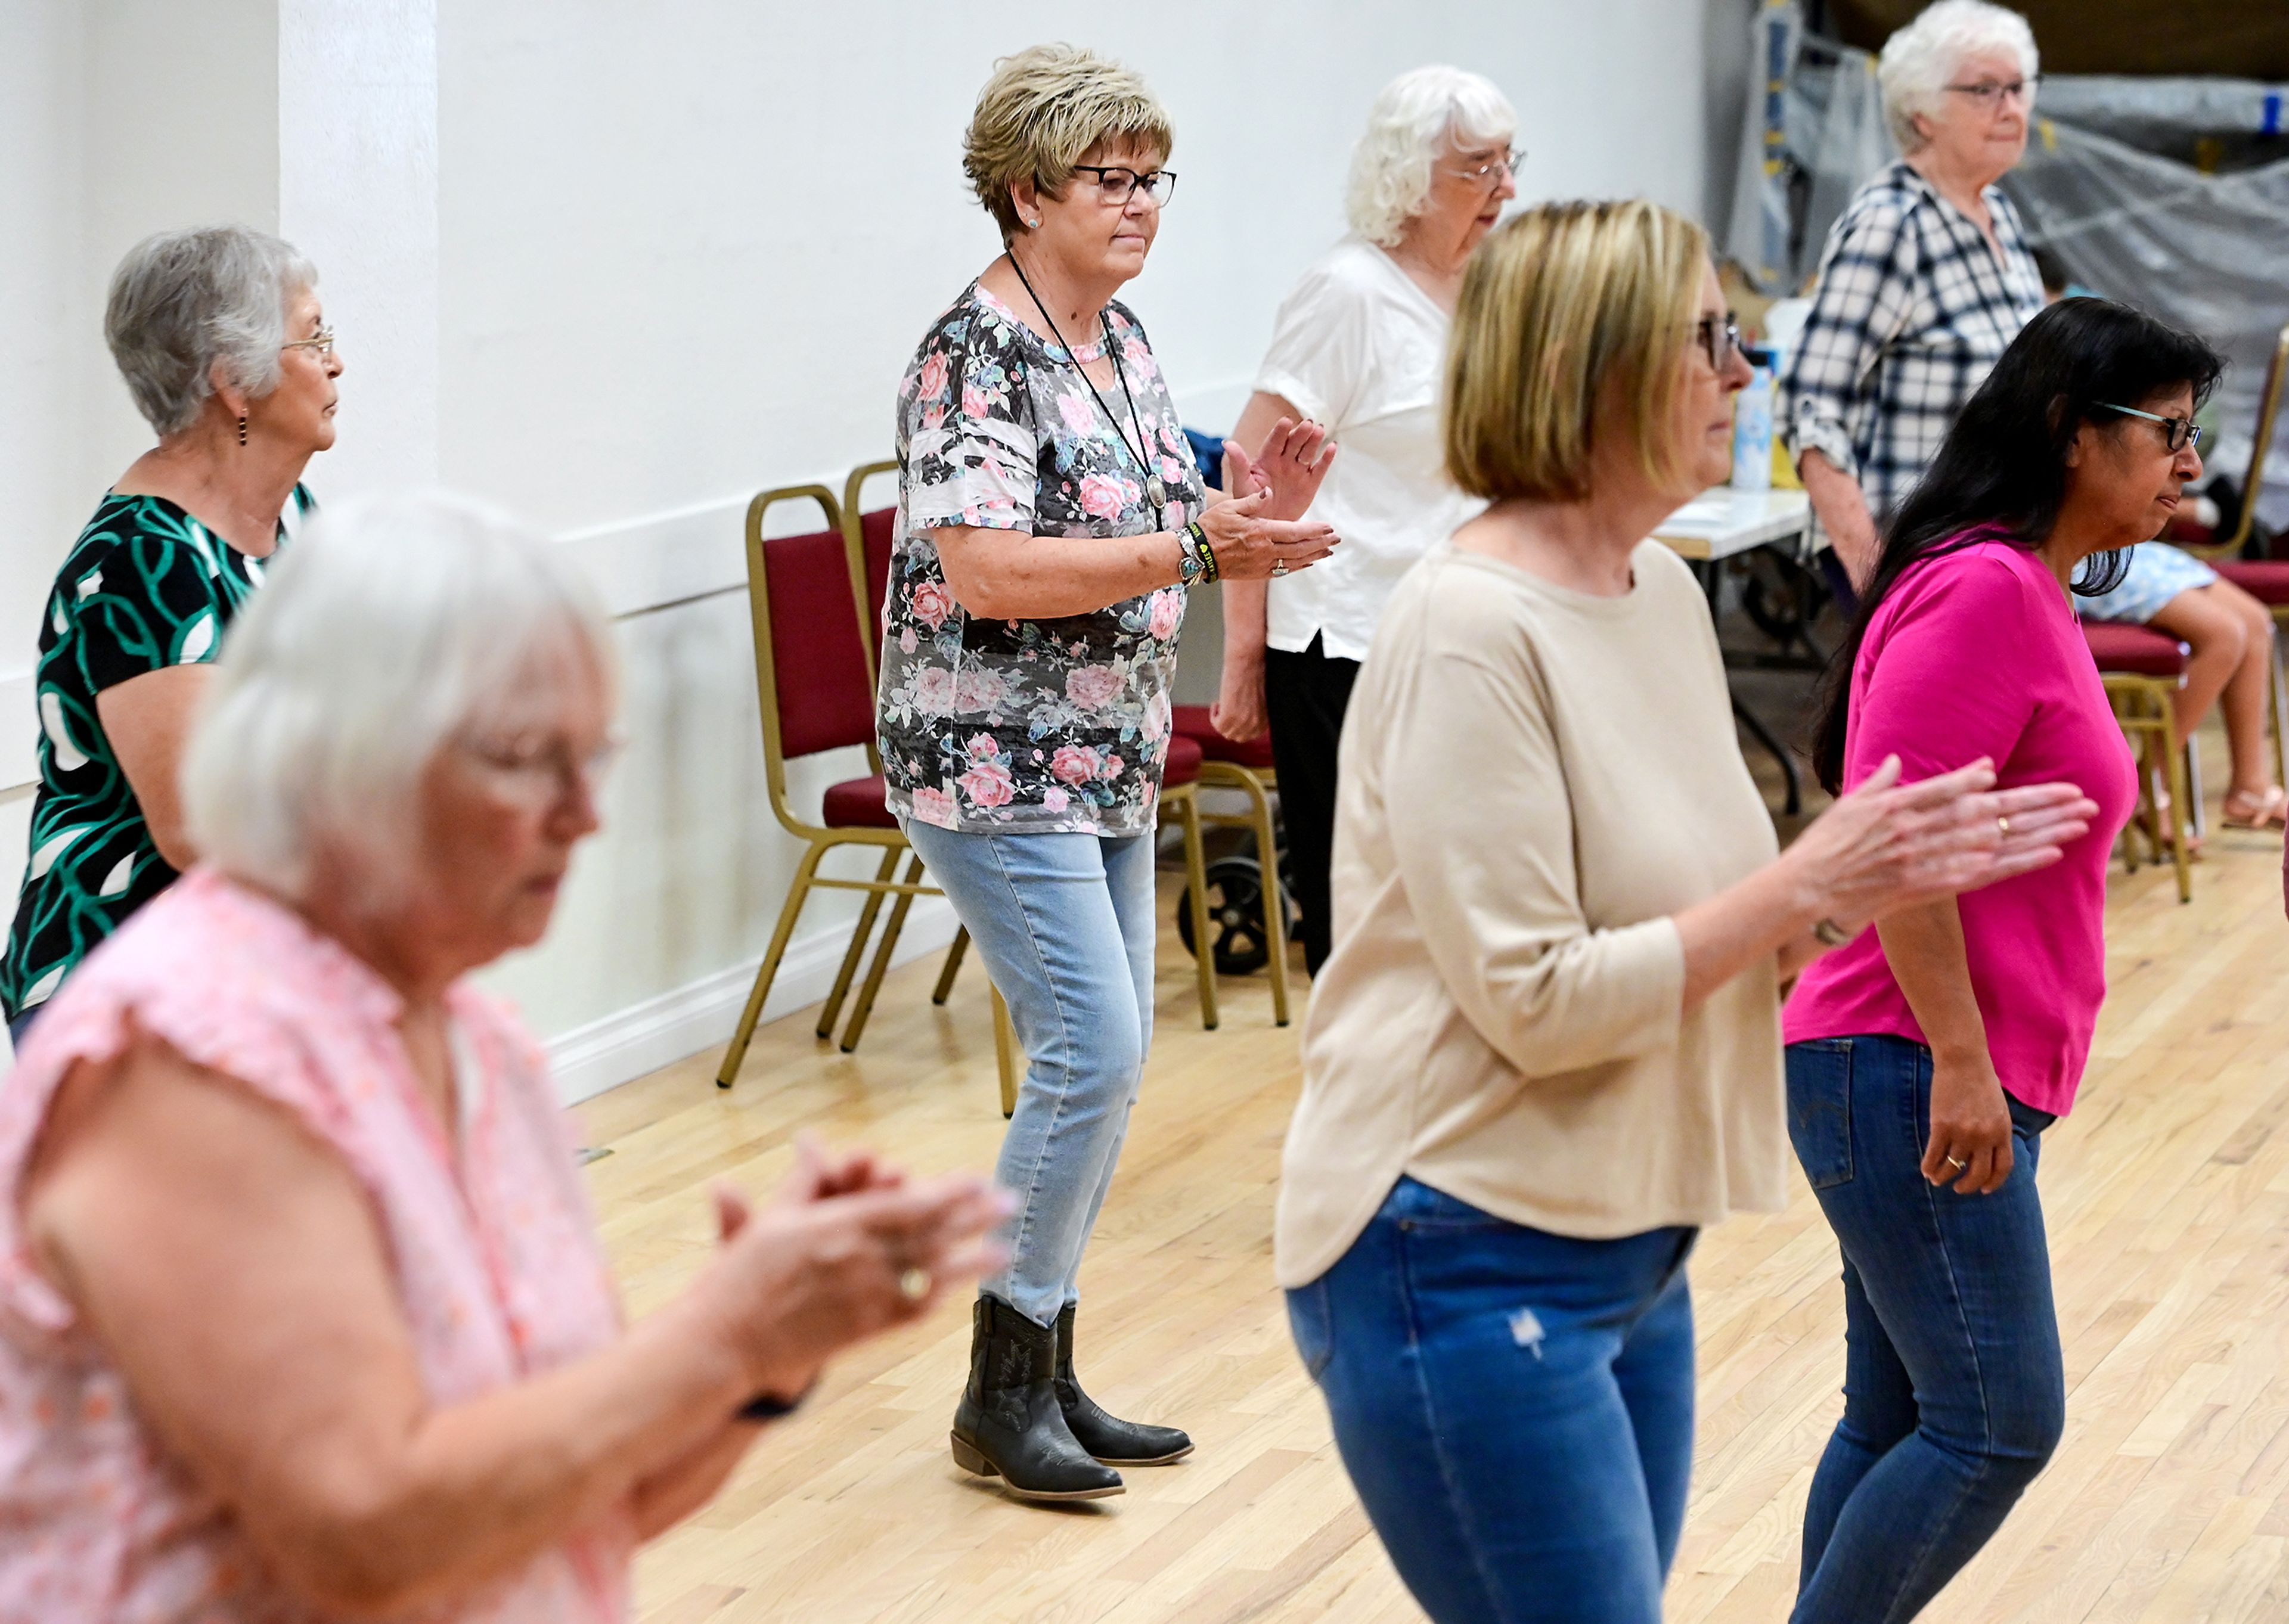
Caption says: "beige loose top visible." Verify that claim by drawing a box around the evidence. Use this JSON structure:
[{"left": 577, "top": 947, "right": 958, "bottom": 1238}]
[{"left": 1274, "top": 539, "right": 1789, "bottom": 1288}]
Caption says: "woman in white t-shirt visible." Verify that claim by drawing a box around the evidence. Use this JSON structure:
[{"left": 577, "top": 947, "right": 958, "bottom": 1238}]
[{"left": 1214, "top": 66, "right": 1517, "bottom": 971}]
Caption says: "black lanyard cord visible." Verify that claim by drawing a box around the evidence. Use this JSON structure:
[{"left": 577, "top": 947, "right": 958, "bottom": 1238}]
[{"left": 1006, "top": 253, "right": 1168, "bottom": 527}]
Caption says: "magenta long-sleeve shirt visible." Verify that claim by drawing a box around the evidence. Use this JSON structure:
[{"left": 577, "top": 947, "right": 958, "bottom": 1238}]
[{"left": 1784, "top": 536, "right": 2139, "bottom": 1116}]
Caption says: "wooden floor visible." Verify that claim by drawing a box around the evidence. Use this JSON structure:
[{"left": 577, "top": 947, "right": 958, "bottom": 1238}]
[{"left": 579, "top": 717, "right": 2289, "bottom": 1623}]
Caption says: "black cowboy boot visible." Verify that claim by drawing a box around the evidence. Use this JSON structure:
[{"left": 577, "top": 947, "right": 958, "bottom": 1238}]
[
  {"left": 951, "top": 1297, "right": 1124, "bottom": 1501},
  {"left": 1054, "top": 1302, "right": 1194, "bottom": 1465}
]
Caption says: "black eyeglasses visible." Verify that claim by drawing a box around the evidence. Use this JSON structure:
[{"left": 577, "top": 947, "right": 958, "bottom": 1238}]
[
  {"left": 2097, "top": 400, "right": 2203, "bottom": 454},
  {"left": 1693, "top": 313, "right": 1744, "bottom": 371},
  {"left": 1944, "top": 75, "right": 2039, "bottom": 108},
  {"left": 1072, "top": 166, "right": 1177, "bottom": 206}
]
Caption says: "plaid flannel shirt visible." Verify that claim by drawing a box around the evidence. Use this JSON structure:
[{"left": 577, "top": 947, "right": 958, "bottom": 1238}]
[{"left": 1779, "top": 161, "right": 2043, "bottom": 548}]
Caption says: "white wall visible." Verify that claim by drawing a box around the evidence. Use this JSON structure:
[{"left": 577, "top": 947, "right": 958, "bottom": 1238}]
[{"left": 4, "top": 1, "right": 1748, "bottom": 1088}]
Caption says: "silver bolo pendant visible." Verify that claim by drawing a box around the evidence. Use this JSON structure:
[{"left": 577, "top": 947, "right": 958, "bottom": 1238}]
[{"left": 1146, "top": 474, "right": 1168, "bottom": 508}]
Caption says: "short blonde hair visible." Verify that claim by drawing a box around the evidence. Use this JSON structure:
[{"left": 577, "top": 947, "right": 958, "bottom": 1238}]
[
  {"left": 1444, "top": 199, "right": 1709, "bottom": 504},
  {"left": 962, "top": 44, "right": 1174, "bottom": 241},
  {"left": 1347, "top": 66, "right": 1516, "bottom": 247},
  {"left": 1878, "top": 0, "right": 2038, "bottom": 153}
]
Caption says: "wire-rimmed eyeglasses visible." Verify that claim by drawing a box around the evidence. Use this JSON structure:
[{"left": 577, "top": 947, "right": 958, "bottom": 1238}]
[
  {"left": 281, "top": 326, "right": 336, "bottom": 359},
  {"left": 1944, "top": 76, "right": 2039, "bottom": 108}
]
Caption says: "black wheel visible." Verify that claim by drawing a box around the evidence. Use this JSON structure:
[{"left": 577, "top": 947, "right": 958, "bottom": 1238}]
[{"left": 1177, "top": 855, "right": 1291, "bottom": 977}]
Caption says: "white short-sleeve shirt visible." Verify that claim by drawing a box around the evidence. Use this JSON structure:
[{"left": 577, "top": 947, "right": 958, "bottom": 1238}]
[{"left": 1252, "top": 235, "right": 1485, "bottom": 662}]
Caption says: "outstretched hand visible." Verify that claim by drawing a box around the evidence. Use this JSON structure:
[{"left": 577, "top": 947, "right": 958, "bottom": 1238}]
[
  {"left": 1798, "top": 756, "right": 2099, "bottom": 933},
  {"left": 1227, "top": 417, "right": 1336, "bottom": 524}
]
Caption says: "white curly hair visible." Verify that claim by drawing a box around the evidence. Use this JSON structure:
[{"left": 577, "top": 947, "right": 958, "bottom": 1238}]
[
  {"left": 1345, "top": 66, "right": 1517, "bottom": 248},
  {"left": 1878, "top": 0, "right": 2039, "bottom": 153}
]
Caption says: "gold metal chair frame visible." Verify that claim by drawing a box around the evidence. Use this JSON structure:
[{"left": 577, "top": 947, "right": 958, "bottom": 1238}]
[
  {"left": 2103, "top": 671, "right": 2195, "bottom": 904},
  {"left": 2175, "top": 320, "right": 2289, "bottom": 790},
  {"left": 1185, "top": 760, "right": 1291, "bottom": 1027},
  {"left": 715, "top": 482, "right": 1013, "bottom": 1110}
]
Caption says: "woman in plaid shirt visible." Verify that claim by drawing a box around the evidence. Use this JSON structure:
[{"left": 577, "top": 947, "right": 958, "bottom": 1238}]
[{"left": 1780, "top": 0, "right": 2044, "bottom": 595}]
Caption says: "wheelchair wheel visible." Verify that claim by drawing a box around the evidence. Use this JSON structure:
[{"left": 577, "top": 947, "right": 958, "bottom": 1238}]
[{"left": 1176, "top": 855, "right": 1292, "bottom": 977}]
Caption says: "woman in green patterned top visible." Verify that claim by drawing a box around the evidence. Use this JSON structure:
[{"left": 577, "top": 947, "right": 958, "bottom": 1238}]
[{"left": 4, "top": 226, "right": 342, "bottom": 1045}]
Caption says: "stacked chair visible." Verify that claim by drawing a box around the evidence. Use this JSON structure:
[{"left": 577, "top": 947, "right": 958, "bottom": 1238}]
[{"left": 1171, "top": 707, "right": 1292, "bottom": 1027}]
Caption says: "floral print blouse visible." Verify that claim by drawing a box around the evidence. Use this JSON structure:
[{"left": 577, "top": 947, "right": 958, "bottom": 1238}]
[{"left": 877, "top": 282, "right": 1205, "bottom": 837}]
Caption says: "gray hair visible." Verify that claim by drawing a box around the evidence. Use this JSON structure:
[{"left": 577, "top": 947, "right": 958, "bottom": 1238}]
[
  {"left": 106, "top": 225, "right": 318, "bottom": 436},
  {"left": 1878, "top": 0, "right": 2039, "bottom": 153},
  {"left": 182, "top": 490, "right": 616, "bottom": 908},
  {"left": 1346, "top": 66, "right": 1517, "bottom": 248}
]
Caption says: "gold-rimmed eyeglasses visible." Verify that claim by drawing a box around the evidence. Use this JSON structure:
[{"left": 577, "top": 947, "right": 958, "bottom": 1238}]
[
  {"left": 281, "top": 325, "right": 336, "bottom": 359},
  {"left": 1072, "top": 166, "right": 1177, "bottom": 207},
  {"left": 459, "top": 732, "right": 624, "bottom": 808}
]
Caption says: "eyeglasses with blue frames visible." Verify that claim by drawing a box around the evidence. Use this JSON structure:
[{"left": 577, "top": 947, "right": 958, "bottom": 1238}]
[
  {"left": 2096, "top": 401, "right": 2203, "bottom": 454},
  {"left": 1072, "top": 166, "right": 1177, "bottom": 206}
]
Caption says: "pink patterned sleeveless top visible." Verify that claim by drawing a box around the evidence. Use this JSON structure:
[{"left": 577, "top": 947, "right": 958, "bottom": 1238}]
[{"left": 0, "top": 870, "right": 634, "bottom": 1620}]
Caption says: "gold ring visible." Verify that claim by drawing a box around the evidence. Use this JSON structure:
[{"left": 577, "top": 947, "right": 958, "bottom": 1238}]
[
  {"left": 1271, "top": 561, "right": 1289, "bottom": 577},
  {"left": 1945, "top": 1155, "right": 1968, "bottom": 1172},
  {"left": 898, "top": 1267, "right": 932, "bottom": 1302},
  {"left": 1997, "top": 815, "right": 2012, "bottom": 836}
]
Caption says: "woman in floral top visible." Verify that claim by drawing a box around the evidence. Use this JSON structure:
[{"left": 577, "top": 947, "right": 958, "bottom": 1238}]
[{"left": 885, "top": 45, "right": 1336, "bottom": 1504}]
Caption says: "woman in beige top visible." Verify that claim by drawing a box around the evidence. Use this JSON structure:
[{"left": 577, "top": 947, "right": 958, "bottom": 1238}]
[{"left": 1273, "top": 199, "right": 2096, "bottom": 1624}]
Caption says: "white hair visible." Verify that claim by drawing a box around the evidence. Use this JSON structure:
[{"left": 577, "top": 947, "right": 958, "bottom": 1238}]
[
  {"left": 1345, "top": 66, "right": 1518, "bottom": 248},
  {"left": 1878, "top": 0, "right": 2039, "bottom": 153},
  {"left": 106, "top": 225, "right": 318, "bottom": 437},
  {"left": 182, "top": 490, "right": 616, "bottom": 908}
]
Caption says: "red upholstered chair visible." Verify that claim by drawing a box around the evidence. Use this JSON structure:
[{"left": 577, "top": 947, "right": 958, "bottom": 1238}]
[
  {"left": 1171, "top": 705, "right": 1291, "bottom": 1026},
  {"left": 716, "top": 484, "right": 997, "bottom": 1104},
  {"left": 1160, "top": 733, "right": 1221, "bottom": 1029},
  {"left": 2085, "top": 621, "right": 2194, "bottom": 903}
]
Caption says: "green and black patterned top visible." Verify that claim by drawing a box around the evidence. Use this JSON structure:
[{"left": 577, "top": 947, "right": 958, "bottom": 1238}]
[{"left": 2, "top": 487, "right": 312, "bottom": 1021}]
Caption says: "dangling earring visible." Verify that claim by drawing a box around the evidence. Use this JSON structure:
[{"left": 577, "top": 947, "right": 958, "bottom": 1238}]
[{"left": 236, "top": 414, "right": 248, "bottom": 447}]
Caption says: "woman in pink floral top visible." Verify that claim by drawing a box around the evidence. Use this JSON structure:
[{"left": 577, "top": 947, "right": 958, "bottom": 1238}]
[
  {"left": 0, "top": 494, "right": 1006, "bottom": 1620},
  {"left": 882, "top": 46, "right": 1336, "bottom": 1505}
]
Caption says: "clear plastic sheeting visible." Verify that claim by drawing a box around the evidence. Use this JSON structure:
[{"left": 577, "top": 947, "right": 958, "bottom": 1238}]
[
  {"left": 1724, "top": 7, "right": 2289, "bottom": 527},
  {"left": 2002, "top": 112, "right": 2289, "bottom": 529}
]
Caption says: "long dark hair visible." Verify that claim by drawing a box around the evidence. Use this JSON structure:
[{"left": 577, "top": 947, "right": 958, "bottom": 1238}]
[{"left": 1811, "top": 298, "right": 2224, "bottom": 793}]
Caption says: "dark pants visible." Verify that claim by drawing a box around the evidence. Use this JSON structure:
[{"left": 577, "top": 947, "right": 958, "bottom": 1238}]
[
  {"left": 1784, "top": 1035, "right": 2065, "bottom": 1623},
  {"left": 7, "top": 1007, "right": 36, "bottom": 1055},
  {"left": 1289, "top": 1178, "right": 1698, "bottom": 1624},
  {"left": 1263, "top": 635, "right": 1359, "bottom": 974}
]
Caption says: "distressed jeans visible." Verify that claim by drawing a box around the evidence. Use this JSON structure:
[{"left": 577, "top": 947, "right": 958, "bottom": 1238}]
[
  {"left": 900, "top": 819, "right": 1155, "bottom": 1331},
  {"left": 1288, "top": 1176, "right": 1698, "bottom": 1624},
  {"left": 1786, "top": 1035, "right": 2064, "bottom": 1623}
]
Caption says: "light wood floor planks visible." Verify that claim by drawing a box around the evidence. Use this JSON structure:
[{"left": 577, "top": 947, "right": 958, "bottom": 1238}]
[{"left": 579, "top": 718, "right": 2289, "bottom": 1623}]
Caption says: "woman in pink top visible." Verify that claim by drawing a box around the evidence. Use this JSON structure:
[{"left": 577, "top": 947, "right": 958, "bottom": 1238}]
[
  {"left": 1782, "top": 298, "right": 2221, "bottom": 1621},
  {"left": 0, "top": 493, "right": 1007, "bottom": 1622}
]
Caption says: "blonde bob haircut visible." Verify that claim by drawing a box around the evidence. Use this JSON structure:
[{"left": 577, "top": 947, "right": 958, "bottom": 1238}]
[
  {"left": 1444, "top": 198, "right": 1710, "bottom": 504},
  {"left": 963, "top": 44, "right": 1174, "bottom": 242}
]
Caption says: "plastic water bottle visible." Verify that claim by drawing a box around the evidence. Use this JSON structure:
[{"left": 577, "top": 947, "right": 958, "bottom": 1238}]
[{"left": 1732, "top": 356, "right": 1775, "bottom": 492}]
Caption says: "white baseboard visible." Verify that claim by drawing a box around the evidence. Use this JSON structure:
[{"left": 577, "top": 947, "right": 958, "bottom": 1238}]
[{"left": 545, "top": 898, "right": 960, "bottom": 1104}]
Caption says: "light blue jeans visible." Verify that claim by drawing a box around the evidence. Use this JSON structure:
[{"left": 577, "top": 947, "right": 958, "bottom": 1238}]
[{"left": 900, "top": 819, "right": 1156, "bottom": 1330}]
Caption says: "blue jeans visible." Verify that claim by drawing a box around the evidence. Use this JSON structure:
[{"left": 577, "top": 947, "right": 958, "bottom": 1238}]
[
  {"left": 1785, "top": 1035, "right": 2064, "bottom": 1623},
  {"left": 901, "top": 819, "right": 1155, "bottom": 1330},
  {"left": 1288, "top": 1177, "right": 1698, "bottom": 1624}
]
